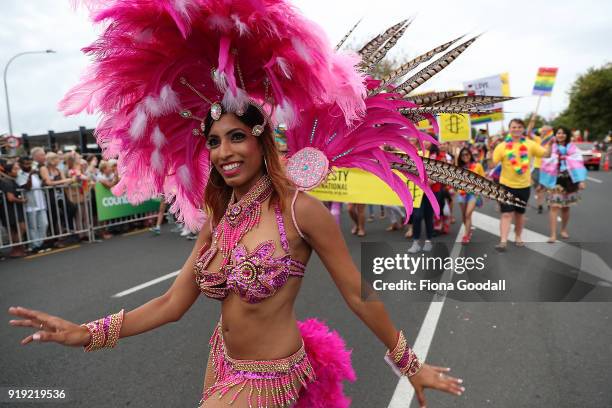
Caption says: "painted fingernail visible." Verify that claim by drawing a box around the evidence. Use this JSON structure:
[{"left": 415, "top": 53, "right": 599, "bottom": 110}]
[
  {"left": 461, "top": 387, "right": 466, "bottom": 392},
  {"left": 458, "top": 379, "right": 463, "bottom": 383},
  {"left": 457, "top": 391, "right": 462, "bottom": 396},
  {"left": 33, "top": 333, "right": 40, "bottom": 341}
]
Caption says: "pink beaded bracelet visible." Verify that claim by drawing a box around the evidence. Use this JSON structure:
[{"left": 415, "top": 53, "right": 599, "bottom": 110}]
[
  {"left": 384, "top": 330, "right": 423, "bottom": 377},
  {"left": 81, "top": 309, "right": 125, "bottom": 352}
]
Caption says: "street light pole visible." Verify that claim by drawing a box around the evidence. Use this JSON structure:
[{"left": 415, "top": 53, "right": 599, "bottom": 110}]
[{"left": 3, "top": 49, "right": 56, "bottom": 137}]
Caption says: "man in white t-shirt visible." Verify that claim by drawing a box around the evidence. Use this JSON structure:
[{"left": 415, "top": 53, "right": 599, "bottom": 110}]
[{"left": 18, "top": 153, "right": 49, "bottom": 252}]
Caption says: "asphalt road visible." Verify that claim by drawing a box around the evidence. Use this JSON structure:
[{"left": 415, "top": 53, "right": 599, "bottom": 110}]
[{"left": 1, "top": 171, "right": 611, "bottom": 408}]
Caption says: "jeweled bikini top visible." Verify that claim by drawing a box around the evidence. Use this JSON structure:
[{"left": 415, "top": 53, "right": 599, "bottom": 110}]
[{"left": 194, "top": 175, "right": 306, "bottom": 304}]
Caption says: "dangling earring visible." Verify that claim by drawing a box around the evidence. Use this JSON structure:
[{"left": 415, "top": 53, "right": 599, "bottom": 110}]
[
  {"left": 263, "top": 156, "right": 269, "bottom": 173},
  {"left": 208, "top": 163, "right": 223, "bottom": 188}
]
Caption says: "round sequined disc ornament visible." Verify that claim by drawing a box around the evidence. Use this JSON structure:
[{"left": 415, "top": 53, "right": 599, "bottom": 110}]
[
  {"left": 239, "top": 261, "right": 258, "bottom": 284},
  {"left": 286, "top": 147, "right": 330, "bottom": 191}
]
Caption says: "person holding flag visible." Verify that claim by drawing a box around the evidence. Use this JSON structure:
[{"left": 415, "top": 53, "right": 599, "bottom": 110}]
[{"left": 532, "top": 126, "right": 554, "bottom": 213}]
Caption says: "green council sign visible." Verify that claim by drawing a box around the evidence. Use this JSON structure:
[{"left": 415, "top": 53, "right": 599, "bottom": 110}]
[{"left": 95, "top": 183, "right": 160, "bottom": 221}]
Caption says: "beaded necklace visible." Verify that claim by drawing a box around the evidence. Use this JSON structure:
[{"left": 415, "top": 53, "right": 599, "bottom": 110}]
[
  {"left": 504, "top": 134, "right": 529, "bottom": 175},
  {"left": 214, "top": 174, "right": 273, "bottom": 257}
]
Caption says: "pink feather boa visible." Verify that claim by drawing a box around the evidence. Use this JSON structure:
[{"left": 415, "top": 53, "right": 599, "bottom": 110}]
[{"left": 297, "top": 318, "right": 356, "bottom": 407}]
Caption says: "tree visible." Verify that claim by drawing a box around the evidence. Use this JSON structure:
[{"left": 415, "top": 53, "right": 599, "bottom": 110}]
[{"left": 552, "top": 63, "right": 612, "bottom": 139}]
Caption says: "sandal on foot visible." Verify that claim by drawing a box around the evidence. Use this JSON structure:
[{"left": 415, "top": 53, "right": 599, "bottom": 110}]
[{"left": 495, "top": 242, "right": 507, "bottom": 252}]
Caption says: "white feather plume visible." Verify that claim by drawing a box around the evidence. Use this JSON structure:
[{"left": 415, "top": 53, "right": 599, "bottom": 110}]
[
  {"left": 231, "top": 14, "right": 250, "bottom": 36},
  {"left": 151, "top": 150, "right": 164, "bottom": 174},
  {"left": 144, "top": 85, "right": 179, "bottom": 117},
  {"left": 291, "top": 38, "right": 313, "bottom": 64},
  {"left": 275, "top": 57, "right": 292, "bottom": 79},
  {"left": 222, "top": 87, "right": 250, "bottom": 114},
  {"left": 129, "top": 107, "right": 147, "bottom": 140},
  {"left": 177, "top": 164, "right": 192, "bottom": 188},
  {"left": 213, "top": 69, "right": 229, "bottom": 93},
  {"left": 275, "top": 98, "right": 296, "bottom": 127},
  {"left": 151, "top": 126, "right": 166, "bottom": 148}
]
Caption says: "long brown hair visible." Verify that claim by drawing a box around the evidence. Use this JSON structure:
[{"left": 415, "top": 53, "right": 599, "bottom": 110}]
[{"left": 203, "top": 105, "right": 293, "bottom": 227}]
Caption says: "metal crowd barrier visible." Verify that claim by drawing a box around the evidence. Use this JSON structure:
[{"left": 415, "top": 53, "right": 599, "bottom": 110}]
[{"left": 1, "top": 184, "right": 159, "bottom": 251}]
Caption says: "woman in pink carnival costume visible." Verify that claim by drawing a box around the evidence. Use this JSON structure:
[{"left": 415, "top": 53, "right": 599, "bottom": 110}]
[{"left": 8, "top": 1, "right": 523, "bottom": 407}]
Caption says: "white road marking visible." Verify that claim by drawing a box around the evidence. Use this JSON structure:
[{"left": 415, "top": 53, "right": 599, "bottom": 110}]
[
  {"left": 388, "top": 211, "right": 612, "bottom": 407},
  {"left": 388, "top": 226, "right": 465, "bottom": 408},
  {"left": 112, "top": 270, "right": 180, "bottom": 298},
  {"left": 587, "top": 176, "right": 602, "bottom": 184},
  {"left": 471, "top": 211, "right": 612, "bottom": 284}
]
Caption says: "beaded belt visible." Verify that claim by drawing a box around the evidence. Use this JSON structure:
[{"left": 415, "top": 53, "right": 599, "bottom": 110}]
[{"left": 223, "top": 341, "right": 307, "bottom": 373}]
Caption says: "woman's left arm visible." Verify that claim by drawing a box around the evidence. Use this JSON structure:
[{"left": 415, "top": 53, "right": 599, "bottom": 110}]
[
  {"left": 295, "top": 193, "right": 396, "bottom": 347},
  {"left": 294, "top": 193, "right": 464, "bottom": 405}
]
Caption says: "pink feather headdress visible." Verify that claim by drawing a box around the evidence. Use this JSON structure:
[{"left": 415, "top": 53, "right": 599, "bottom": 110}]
[
  {"left": 60, "top": 0, "right": 366, "bottom": 230},
  {"left": 61, "top": 3, "right": 525, "bottom": 230}
]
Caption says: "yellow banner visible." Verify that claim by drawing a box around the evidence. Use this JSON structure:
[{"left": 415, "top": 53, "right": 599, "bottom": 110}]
[
  {"left": 438, "top": 113, "right": 471, "bottom": 142},
  {"left": 308, "top": 167, "right": 423, "bottom": 208}
]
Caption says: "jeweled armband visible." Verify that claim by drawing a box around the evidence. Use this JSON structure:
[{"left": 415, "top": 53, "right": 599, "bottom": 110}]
[
  {"left": 80, "top": 309, "right": 125, "bottom": 352},
  {"left": 384, "top": 330, "right": 423, "bottom": 377}
]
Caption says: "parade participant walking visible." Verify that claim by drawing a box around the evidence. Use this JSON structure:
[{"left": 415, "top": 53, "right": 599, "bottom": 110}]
[
  {"left": 347, "top": 202, "right": 367, "bottom": 237},
  {"left": 456, "top": 147, "right": 485, "bottom": 244},
  {"left": 493, "top": 119, "right": 551, "bottom": 251},
  {"left": 408, "top": 140, "right": 436, "bottom": 253},
  {"left": 539, "top": 127, "right": 587, "bottom": 242}
]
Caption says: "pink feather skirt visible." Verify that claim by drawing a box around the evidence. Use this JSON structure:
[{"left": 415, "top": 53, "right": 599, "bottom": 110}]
[{"left": 199, "top": 318, "right": 356, "bottom": 408}]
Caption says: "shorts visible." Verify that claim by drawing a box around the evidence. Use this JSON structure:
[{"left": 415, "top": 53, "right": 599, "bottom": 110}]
[
  {"left": 499, "top": 185, "right": 530, "bottom": 214},
  {"left": 456, "top": 191, "right": 482, "bottom": 207}
]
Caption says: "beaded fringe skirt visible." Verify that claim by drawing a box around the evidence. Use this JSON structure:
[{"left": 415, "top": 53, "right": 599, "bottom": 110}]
[{"left": 199, "top": 322, "right": 316, "bottom": 408}]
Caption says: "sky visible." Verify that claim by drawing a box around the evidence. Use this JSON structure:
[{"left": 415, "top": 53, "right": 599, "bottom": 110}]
[{"left": 1, "top": 0, "right": 611, "bottom": 137}]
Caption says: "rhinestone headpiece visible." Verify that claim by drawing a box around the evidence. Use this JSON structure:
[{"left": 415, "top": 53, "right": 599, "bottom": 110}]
[{"left": 178, "top": 55, "right": 269, "bottom": 137}]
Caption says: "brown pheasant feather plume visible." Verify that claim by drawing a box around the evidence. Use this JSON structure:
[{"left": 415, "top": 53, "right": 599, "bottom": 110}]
[
  {"left": 358, "top": 19, "right": 408, "bottom": 61},
  {"left": 395, "top": 35, "right": 480, "bottom": 96},
  {"left": 336, "top": 18, "right": 362, "bottom": 51},
  {"left": 390, "top": 152, "right": 527, "bottom": 207},
  {"left": 403, "top": 90, "right": 465, "bottom": 105},
  {"left": 372, "top": 35, "right": 465, "bottom": 93}
]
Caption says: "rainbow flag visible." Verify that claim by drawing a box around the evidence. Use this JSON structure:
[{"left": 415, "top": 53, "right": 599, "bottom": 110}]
[{"left": 533, "top": 67, "right": 558, "bottom": 96}]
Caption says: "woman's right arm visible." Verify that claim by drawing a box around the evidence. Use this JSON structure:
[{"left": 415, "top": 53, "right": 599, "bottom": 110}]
[{"left": 8, "top": 217, "right": 211, "bottom": 346}]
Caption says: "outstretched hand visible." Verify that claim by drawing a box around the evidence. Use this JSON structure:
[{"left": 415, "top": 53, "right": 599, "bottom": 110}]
[
  {"left": 409, "top": 363, "right": 465, "bottom": 408},
  {"left": 8, "top": 306, "right": 90, "bottom": 347}
]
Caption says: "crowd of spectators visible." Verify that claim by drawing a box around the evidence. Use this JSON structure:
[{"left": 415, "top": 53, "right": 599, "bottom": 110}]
[{"left": 0, "top": 148, "right": 134, "bottom": 258}]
